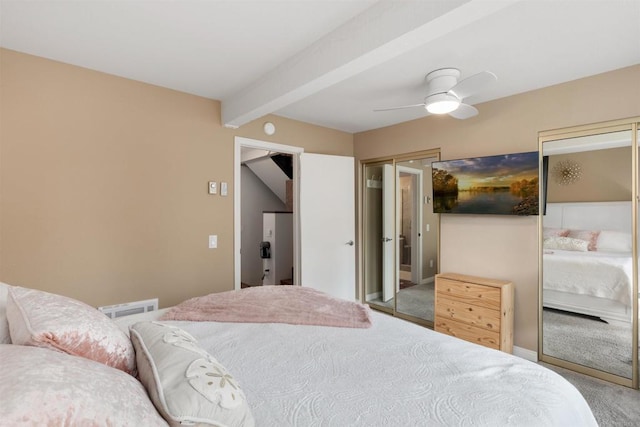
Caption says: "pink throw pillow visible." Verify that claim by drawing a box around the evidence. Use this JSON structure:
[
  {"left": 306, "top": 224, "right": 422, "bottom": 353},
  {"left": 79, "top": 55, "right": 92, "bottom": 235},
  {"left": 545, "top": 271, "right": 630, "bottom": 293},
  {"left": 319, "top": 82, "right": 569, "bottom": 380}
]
[
  {"left": 568, "top": 229, "right": 601, "bottom": 251},
  {"left": 6, "top": 286, "right": 136, "bottom": 375},
  {"left": 0, "top": 345, "right": 167, "bottom": 426},
  {"left": 543, "top": 227, "right": 570, "bottom": 238}
]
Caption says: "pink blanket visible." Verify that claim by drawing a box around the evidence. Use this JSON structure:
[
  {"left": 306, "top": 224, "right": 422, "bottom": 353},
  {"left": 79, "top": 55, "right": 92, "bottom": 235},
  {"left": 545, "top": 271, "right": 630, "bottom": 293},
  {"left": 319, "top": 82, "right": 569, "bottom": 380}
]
[{"left": 160, "top": 286, "right": 372, "bottom": 328}]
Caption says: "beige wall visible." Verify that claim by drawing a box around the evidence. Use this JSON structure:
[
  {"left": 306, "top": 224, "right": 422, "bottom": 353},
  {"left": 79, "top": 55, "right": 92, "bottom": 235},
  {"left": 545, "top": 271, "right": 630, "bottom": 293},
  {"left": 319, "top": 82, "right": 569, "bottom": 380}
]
[
  {"left": 0, "top": 48, "right": 353, "bottom": 308},
  {"left": 547, "top": 147, "right": 632, "bottom": 203},
  {"left": 354, "top": 64, "right": 640, "bottom": 352}
]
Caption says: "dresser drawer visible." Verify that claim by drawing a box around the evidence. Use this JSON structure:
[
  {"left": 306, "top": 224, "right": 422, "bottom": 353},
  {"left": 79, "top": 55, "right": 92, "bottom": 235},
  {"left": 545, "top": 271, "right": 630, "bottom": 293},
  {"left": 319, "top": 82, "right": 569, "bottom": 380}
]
[
  {"left": 434, "top": 317, "right": 500, "bottom": 350},
  {"left": 435, "top": 296, "right": 501, "bottom": 332},
  {"left": 436, "top": 277, "right": 501, "bottom": 310}
]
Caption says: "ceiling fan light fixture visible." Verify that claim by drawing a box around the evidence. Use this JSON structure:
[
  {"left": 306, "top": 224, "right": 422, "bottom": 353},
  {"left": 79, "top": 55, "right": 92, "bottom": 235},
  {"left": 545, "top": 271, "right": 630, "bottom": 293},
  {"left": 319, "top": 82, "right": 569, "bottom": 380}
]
[{"left": 425, "top": 93, "right": 460, "bottom": 114}]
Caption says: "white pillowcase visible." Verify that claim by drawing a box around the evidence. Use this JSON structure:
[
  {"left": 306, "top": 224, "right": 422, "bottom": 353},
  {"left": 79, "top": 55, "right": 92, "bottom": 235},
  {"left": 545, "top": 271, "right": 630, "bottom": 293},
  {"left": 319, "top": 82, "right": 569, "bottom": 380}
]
[
  {"left": 597, "top": 230, "right": 632, "bottom": 253},
  {"left": 0, "top": 344, "right": 167, "bottom": 426},
  {"left": 130, "top": 321, "right": 255, "bottom": 427},
  {"left": 543, "top": 236, "right": 589, "bottom": 252}
]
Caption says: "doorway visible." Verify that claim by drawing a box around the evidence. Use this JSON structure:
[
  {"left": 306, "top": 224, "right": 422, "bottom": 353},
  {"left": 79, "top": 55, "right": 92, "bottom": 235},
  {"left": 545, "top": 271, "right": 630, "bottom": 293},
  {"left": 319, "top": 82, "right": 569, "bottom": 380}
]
[
  {"left": 234, "top": 137, "right": 357, "bottom": 301},
  {"left": 234, "top": 137, "right": 302, "bottom": 291}
]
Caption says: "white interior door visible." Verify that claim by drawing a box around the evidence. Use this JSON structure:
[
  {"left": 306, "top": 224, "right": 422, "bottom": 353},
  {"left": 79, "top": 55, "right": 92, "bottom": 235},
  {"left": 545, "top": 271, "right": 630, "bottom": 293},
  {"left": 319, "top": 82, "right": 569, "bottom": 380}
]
[
  {"left": 299, "top": 153, "right": 355, "bottom": 301},
  {"left": 382, "top": 164, "right": 395, "bottom": 302}
]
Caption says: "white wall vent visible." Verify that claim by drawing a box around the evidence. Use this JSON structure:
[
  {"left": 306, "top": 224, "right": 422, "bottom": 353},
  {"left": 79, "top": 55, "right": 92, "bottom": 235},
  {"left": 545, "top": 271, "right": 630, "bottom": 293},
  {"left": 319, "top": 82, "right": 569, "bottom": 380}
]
[{"left": 98, "top": 298, "right": 158, "bottom": 319}]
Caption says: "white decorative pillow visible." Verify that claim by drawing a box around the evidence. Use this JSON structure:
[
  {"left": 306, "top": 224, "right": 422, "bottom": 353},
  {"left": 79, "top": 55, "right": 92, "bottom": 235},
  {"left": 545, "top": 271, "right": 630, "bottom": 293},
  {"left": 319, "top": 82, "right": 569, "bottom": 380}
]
[
  {"left": 6, "top": 286, "right": 136, "bottom": 375},
  {"left": 567, "top": 229, "right": 601, "bottom": 251},
  {"left": 543, "top": 236, "right": 589, "bottom": 252},
  {"left": 0, "top": 344, "right": 168, "bottom": 426},
  {"left": 0, "top": 283, "right": 11, "bottom": 344},
  {"left": 130, "top": 321, "right": 255, "bottom": 427},
  {"left": 597, "top": 230, "right": 632, "bottom": 253}
]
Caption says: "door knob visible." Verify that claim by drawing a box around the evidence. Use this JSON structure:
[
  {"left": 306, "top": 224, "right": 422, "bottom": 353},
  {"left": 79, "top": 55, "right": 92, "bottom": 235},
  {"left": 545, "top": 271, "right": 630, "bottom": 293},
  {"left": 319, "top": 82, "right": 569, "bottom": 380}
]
[
  {"left": 382, "top": 237, "right": 392, "bottom": 242},
  {"left": 346, "top": 240, "right": 354, "bottom": 246}
]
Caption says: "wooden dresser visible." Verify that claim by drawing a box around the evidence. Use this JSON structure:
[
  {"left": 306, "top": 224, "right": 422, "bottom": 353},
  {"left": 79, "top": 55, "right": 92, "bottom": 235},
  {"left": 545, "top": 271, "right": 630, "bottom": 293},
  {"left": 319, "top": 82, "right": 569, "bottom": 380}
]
[{"left": 434, "top": 273, "right": 514, "bottom": 353}]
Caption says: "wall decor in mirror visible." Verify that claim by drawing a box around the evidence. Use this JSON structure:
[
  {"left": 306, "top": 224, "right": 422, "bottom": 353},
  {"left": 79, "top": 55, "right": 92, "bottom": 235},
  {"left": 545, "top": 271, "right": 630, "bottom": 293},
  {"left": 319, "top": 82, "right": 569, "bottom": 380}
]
[{"left": 432, "top": 151, "right": 539, "bottom": 215}]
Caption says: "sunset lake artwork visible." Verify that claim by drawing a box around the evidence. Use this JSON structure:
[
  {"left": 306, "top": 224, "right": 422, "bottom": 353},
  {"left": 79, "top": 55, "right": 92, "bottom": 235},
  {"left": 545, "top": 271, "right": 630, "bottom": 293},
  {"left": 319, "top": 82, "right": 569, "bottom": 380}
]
[{"left": 432, "top": 152, "right": 539, "bottom": 215}]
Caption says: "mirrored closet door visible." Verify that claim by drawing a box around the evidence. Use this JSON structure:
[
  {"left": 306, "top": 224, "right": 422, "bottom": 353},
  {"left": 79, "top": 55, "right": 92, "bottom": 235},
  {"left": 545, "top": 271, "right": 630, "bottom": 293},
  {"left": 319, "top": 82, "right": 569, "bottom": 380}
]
[
  {"left": 362, "top": 151, "right": 440, "bottom": 326},
  {"left": 539, "top": 119, "right": 639, "bottom": 388}
]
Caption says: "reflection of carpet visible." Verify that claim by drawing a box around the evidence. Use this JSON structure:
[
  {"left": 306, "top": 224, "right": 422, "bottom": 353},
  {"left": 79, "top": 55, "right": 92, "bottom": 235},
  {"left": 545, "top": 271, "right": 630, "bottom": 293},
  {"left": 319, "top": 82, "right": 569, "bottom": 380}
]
[
  {"left": 396, "top": 283, "right": 434, "bottom": 321},
  {"left": 399, "top": 279, "right": 416, "bottom": 290},
  {"left": 543, "top": 308, "right": 633, "bottom": 378}
]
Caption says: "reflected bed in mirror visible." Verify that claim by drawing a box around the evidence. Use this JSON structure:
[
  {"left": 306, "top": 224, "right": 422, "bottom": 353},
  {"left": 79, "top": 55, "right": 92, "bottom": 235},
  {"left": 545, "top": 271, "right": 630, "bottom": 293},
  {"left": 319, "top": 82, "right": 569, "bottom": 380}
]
[
  {"left": 543, "top": 202, "right": 634, "bottom": 324},
  {"left": 542, "top": 202, "right": 635, "bottom": 377}
]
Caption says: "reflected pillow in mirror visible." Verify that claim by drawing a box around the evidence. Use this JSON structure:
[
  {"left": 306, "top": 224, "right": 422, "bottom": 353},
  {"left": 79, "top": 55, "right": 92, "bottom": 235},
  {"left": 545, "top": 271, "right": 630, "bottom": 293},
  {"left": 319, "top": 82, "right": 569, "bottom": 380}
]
[
  {"left": 543, "top": 236, "right": 589, "bottom": 252},
  {"left": 567, "top": 229, "right": 600, "bottom": 251},
  {"left": 543, "top": 227, "right": 570, "bottom": 238},
  {"left": 597, "top": 230, "right": 632, "bottom": 253}
]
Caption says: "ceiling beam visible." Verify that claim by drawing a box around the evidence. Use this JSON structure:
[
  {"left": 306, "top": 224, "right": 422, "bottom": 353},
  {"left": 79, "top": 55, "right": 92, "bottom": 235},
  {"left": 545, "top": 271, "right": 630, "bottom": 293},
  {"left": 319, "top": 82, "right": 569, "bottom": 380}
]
[{"left": 221, "top": 0, "right": 520, "bottom": 128}]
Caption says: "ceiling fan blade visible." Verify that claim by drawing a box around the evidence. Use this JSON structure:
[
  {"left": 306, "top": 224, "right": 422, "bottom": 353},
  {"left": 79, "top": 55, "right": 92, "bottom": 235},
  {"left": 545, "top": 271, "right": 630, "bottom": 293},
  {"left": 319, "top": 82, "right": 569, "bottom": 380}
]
[
  {"left": 448, "top": 71, "right": 497, "bottom": 100},
  {"left": 373, "top": 103, "right": 425, "bottom": 112},
  {"left": 448, "top": 103, "right": 478, "bottom": 119}
]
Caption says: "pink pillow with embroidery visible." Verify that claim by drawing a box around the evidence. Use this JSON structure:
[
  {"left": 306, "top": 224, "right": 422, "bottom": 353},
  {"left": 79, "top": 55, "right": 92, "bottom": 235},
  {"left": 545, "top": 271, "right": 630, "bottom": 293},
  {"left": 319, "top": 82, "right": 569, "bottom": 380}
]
[
  {"left": 568, "top": 229, "right": 601, "bottom": 251},
  {"left": 0, "top": 344, "right": 167, "bottom": 426},
  {"left": 6, "top": 286, "right": 136, "bottom": 375}
]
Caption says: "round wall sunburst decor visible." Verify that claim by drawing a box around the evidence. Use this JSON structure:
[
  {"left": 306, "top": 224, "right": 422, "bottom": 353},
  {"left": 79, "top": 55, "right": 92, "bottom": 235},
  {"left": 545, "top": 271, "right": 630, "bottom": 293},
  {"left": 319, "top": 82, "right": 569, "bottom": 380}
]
[{"left": 552, "top": 159, "right": 582, "bottom": 185}]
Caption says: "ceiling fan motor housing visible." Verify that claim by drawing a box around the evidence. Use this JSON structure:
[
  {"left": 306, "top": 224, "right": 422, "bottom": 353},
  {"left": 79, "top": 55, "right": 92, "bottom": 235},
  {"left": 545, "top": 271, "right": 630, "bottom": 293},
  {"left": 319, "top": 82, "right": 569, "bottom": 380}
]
[{"left": 424, "top": 68, "right": 461, "bottom": 97}]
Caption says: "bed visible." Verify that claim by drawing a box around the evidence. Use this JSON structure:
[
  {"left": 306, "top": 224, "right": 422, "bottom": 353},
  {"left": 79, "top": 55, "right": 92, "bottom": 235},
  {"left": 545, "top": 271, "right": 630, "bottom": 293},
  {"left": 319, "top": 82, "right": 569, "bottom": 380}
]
[
  {"left": 0, "top": 282, "right": 597, "bottom": 426},
  {"left": 543, "top": 201, "right": 635, "bottom": 323}
]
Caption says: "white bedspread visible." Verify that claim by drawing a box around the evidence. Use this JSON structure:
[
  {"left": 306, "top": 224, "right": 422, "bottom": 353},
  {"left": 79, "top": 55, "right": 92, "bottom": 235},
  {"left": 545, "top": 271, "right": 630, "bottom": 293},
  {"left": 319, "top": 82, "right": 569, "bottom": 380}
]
[
  {"left": 118, "top": 311, "right": 596, "bottom": 426},
  {"left": 543, "top": 249, "right": 633, "bottom": 305}
]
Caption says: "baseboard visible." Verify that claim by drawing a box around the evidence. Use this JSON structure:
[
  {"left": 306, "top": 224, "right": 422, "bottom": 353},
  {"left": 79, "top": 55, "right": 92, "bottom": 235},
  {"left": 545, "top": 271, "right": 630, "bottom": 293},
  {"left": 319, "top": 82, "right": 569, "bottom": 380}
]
[
  {"left": 366, "top": 291, "right": 381, "bottom": 301},
  {"left": 420, "top": 276, "right": 435, "bottom": 285},
  {"left": 513, "top": 346, "right": 538, "bottom": 362}
]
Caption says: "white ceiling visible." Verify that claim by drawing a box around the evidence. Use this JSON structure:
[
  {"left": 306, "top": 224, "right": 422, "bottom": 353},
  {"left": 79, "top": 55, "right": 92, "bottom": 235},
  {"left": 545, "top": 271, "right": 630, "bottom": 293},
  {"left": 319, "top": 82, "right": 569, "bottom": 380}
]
[{"left": 1, "top": 0, "right": 639, "bottom": 133}]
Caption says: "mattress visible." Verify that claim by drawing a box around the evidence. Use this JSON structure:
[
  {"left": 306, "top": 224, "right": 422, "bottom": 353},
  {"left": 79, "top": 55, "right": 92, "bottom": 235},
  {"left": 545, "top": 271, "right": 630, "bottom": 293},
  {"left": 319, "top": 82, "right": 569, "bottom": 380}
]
[
  {"left": 543, "top": 249, "right": 633, "bottom": 305},
  {"left": 117, "top": 310, "right": 597, "bottom": 426}
]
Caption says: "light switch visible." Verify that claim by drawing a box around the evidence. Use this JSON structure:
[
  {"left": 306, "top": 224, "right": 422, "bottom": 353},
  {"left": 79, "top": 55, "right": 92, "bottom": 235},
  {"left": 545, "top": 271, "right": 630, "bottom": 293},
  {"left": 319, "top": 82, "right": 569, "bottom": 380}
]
[
  {"left": 208, "top": 235, "right": 217, "bottom": 249},
  {"left": 208, "top": 181, "right": 217, "bottom": 195},
  {"left": 220, "top": 182, "right": 228, "bottom": 196}
]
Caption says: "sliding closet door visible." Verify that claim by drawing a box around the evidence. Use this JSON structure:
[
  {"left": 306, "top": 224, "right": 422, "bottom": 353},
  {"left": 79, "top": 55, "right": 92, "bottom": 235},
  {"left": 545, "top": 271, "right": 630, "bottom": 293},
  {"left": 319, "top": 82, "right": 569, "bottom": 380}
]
[
  {"left": 539, "top": 121, "right": 638, "bottom": 388},
  {"left": 362, "top": 151, "right": 440, "bottom": 327}
]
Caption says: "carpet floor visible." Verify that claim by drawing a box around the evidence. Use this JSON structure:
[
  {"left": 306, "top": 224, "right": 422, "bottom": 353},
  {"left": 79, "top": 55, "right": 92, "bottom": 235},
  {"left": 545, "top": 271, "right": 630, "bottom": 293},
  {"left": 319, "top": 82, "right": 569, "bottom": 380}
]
[
  {"left": 367, "top": 282, "right": 434, "bottom": 321},
  {"left": 542, "top": 308, "right": 633, "bottom": 378},
  {"left": 543, "top": 363, "right": 640, "bottom": 426}
]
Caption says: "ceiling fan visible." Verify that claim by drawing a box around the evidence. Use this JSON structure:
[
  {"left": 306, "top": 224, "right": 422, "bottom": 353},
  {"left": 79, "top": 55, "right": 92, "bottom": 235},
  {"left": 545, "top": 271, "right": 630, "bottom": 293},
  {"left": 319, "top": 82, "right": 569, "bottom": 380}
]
[{"left": 374, "top": 68, "right": 497, "bottom": 119}]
